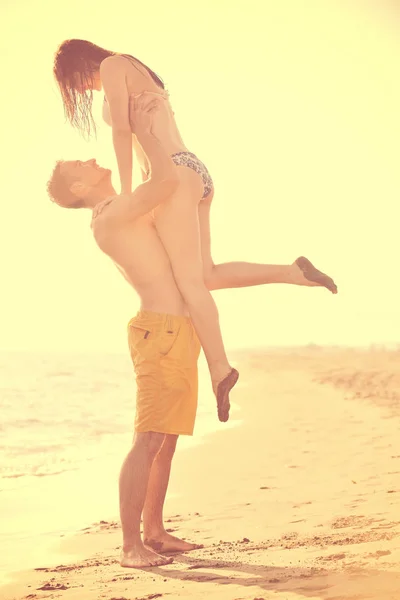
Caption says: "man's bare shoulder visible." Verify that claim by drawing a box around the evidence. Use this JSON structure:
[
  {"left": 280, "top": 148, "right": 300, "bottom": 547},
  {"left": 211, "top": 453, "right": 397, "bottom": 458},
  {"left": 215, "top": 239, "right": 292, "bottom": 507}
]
[
  {"left": 94, "top": 194, "right": 134, "bottom": 224},
  {"left": 91, "top": 198, "right": 122, "bottom": 243}
]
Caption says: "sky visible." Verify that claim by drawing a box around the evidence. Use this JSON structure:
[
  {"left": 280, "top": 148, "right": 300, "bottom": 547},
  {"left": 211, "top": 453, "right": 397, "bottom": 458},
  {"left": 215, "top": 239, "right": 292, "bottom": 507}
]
[{"left": 1, "top": 0, "right": 399, "bottom": 353}]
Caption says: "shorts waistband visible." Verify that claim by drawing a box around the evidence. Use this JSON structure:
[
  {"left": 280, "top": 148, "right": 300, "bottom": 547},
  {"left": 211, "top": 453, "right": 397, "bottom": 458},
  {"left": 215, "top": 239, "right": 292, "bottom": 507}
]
[{"left": 129, "top": 310, "right": 192, "bottom": 329}]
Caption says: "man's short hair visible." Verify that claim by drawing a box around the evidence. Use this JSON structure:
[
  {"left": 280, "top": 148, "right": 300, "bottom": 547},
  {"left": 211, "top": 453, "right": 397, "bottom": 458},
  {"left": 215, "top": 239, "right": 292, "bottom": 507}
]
[{"left": 47, "top": 160, "right": 85, "bottom": 209}]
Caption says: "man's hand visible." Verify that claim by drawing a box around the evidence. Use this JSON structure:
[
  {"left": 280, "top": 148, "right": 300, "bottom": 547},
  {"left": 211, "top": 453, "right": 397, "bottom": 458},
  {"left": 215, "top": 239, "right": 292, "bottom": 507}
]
[{"left": 129, "top": 92, "right": 161, "bottom": 136}]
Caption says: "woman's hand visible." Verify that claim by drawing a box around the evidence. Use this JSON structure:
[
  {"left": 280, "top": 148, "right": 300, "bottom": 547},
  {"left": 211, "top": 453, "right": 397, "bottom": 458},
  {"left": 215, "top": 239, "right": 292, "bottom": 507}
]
[{"left": 128, "top": 92, "right": 162, "bottom": 137}]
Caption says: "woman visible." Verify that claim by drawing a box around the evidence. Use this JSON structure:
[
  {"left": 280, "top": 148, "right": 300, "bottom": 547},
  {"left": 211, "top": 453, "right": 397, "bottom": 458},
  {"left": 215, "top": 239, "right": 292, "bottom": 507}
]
[
  {"left": 53, "top": 39, "right": 337, "bottom": 419},
  {"left": 53, "top": 38, "right": 241, "bottom": 420}
]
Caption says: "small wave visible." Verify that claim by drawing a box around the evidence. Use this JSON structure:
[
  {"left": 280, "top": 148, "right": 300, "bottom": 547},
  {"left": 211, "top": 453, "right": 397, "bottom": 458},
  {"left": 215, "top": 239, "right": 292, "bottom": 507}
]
[
  {"left": 48, "top": 371, "right": 74, "bottom": 377},
  {"left": 1, "top": 443, "right": 65, "bottom": 455},
  {"left": 1, "top": 466, "right": 78, "bottom": 480}
]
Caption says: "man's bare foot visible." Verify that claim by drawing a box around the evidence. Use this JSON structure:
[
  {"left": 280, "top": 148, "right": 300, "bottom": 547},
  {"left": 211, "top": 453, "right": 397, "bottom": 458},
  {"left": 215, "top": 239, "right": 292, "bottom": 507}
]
[
  {"left": 120, "top": 545, "right": 174, "bottom": 568},
  {"left": 294, "top": 256, "right": 338, "bottom": 294},
  {"left": 144, "top": 532, "right": 204, "bottom": 555},
  {"left": 213, "top": 368, "right": 239, "bottom": 423}
]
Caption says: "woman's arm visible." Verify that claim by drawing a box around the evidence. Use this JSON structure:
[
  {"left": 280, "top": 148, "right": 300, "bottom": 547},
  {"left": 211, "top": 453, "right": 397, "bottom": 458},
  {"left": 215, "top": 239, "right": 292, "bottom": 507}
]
[
  {"left": 100, "top": 56, "right": 137, "bottom": 193},
  {"left": 102, "top": 95, "right": 179, "bottom": 223}
]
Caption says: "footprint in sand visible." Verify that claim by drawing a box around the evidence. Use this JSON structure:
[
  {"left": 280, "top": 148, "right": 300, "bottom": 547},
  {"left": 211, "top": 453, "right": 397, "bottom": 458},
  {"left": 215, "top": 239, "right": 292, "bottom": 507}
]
[
  {"left": 113, "top": 594, "right": 163, "bottom": 600},
  {"left": 316, "top": 552, "right": 346, "bottom": 562},
  {"left": 188, "top": 562, "right": 227, "bottom": 570},
  {"left": 37, "top": 583, "right": 69, "bottom": 591},
  {"left": 290, "top": 519, "right": 306, "bottom": 524},
  {"left": 367, "top": 550, "right": 392, "bottom": 558},
  {"left": 331, "top": 515, "right": 370, "bottom": 529}
]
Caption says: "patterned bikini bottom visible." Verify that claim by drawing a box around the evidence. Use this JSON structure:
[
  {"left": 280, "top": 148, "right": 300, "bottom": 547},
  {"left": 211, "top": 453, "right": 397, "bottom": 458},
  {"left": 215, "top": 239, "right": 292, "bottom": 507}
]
[{"left": 171, "top": 151, "right": 213, "bottom": 199}]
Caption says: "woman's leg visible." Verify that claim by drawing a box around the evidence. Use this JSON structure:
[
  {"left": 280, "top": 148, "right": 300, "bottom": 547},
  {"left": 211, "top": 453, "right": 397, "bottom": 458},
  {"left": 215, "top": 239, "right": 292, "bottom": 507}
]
[
  {"left": 153, "top": 172, "right": 238, "bottom": 416},
  {"left": 198, "top": 197, "right": 337, "bottom": 293},
  {"left": 207, "top": 257, "right": 337, "bottom": 291}
]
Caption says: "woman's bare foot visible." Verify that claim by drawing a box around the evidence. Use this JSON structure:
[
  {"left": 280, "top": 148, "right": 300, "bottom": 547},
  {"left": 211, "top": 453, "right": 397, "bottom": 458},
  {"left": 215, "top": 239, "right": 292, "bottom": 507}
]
[
  {"left": 293, "top": 256, "right": 338, "bottom": 294},
  {"left": 213, "top": 368, "right": 240, "bottom": 422},
  {"left": 120, "top": 545, "right": 174, "bottom": 568},
  {"left": 144, "top": 532, "right": 204, "bottom": 555}
]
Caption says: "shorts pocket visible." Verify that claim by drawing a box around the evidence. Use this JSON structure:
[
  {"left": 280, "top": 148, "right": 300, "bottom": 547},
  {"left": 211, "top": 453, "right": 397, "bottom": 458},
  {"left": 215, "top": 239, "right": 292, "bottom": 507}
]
[
  {"left": 128, "top": 324, "right": 154, "bottom": 364},
  {"left": 159, "top": 325, "right": 181, "bottom": 357},
  {"left": 128, "top": 324, "right": 151, "bottom": 340}
]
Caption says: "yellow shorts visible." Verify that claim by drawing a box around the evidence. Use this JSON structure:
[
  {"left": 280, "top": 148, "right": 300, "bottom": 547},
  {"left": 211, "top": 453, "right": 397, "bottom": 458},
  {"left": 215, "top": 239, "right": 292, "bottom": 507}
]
[{"left": 127, "top": 311, "right": 201, "bottom": 436}]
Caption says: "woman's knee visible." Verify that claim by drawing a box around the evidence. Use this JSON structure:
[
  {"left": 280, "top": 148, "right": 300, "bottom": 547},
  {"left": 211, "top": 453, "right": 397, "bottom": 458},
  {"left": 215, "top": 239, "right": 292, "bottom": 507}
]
[
  {"left": 174, "top": 273, "right": 209, "bottom": 299},
  {"left": 203, "top": 264, "right": 217, "bottom": 290}
]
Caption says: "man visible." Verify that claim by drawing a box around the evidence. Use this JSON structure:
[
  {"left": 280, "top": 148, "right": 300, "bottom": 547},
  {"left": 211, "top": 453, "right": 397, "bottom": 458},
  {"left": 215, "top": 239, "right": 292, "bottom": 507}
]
[
  {"left": 47, "top": 94, "right": 204, "bottom": 568},
  {"left": 47, "top": 93, "right": 337, "bottom": 569}
]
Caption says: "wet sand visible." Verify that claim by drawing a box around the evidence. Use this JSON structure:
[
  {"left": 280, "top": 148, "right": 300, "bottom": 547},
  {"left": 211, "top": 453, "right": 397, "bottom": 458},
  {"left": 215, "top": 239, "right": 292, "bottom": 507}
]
[{"left": 2, "top": 347, "right": 400, "bottom": 600}]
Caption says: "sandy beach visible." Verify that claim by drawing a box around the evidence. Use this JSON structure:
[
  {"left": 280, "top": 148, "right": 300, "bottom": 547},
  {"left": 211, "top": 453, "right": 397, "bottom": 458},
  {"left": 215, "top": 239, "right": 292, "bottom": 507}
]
[{"left": 2, "top": 347, "right": 400, "bottom": 600}]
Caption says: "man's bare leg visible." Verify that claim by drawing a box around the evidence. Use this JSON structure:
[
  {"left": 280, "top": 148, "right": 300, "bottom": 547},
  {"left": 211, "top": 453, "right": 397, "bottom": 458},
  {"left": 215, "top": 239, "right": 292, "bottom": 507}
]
[
  {"left": 119, "top": 431, "right": 174, "bottom": 568},
  {"left": 206, "top": 257, "right": 337, "bottom": 293},
  {"left": 142, "top": 435, "right": 203, "bottom": 554}
]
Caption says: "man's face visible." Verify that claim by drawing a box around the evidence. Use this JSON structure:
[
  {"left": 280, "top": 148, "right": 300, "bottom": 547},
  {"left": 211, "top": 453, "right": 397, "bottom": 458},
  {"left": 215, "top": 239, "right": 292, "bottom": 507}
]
[{"left": 60, "top": 159, "right": 111, "bottom": 204}]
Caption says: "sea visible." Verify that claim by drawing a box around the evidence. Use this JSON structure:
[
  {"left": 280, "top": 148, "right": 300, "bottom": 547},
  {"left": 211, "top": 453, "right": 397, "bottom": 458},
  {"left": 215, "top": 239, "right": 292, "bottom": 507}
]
[{"left": 0, "top": 350, "right": 241, "bottom": 583}]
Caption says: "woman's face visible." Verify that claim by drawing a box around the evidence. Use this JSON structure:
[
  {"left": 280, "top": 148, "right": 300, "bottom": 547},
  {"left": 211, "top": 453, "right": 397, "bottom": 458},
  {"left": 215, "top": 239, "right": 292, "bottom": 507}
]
[{"left": 72, "top": 71, "right": 102, "bottom": 93}]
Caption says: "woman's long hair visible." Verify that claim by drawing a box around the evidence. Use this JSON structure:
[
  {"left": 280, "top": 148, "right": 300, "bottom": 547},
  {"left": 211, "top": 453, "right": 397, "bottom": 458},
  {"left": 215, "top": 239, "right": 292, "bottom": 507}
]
[{"left": 53, "top": 39, "right": 164, "bottom": 138}]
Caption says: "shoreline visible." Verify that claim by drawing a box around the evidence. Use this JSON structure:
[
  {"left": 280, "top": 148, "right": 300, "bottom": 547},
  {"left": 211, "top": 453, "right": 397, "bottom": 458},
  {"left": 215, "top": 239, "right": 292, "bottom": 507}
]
[
  {"left": 0, "top": 410, "right": 242, "bottom": 586},
  {"left": 0, "top": 352, "right": 242, "bottom": 583},
  {"left": 2, "top": 347, "right": 400, "bottom": 599}
]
